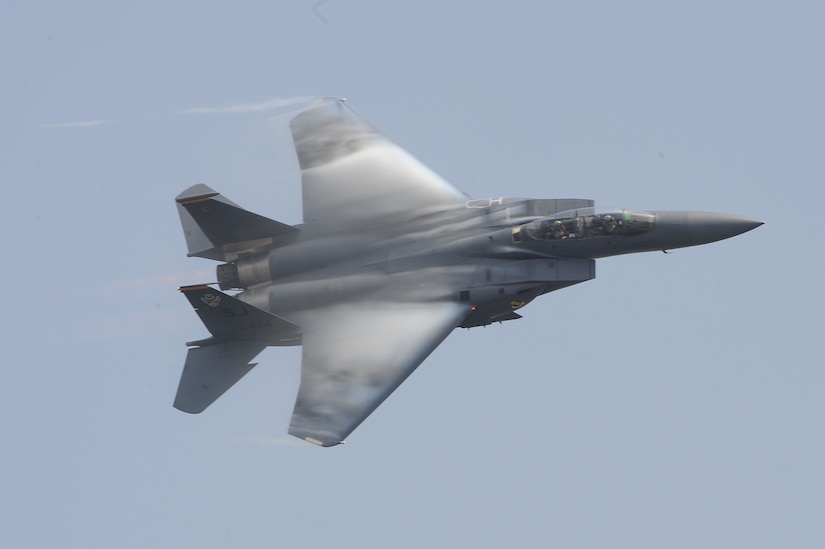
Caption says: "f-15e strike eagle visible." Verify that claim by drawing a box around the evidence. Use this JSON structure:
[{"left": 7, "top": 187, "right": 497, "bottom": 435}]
[{"left": 174, "top": 98, "right": 761, "bottom": 447}]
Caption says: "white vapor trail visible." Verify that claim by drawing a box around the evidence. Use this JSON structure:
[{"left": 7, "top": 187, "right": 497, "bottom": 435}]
[
  {"left": 231, "top": 435, "right": 307, "bottom": 448},
  {"left": 39, "top": 119, "right": 113, "bottom": 129},
  {"left": 178, "top": 96, "right": 315, "bottom": 116}
]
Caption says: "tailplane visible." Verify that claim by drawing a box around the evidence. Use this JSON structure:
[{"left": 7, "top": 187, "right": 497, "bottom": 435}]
[
  {"left": 174, "top": 341, "right": 266, "bottom": 413},
  {"left": 174, "top": 286, "right": 302, "bottom": 414}
]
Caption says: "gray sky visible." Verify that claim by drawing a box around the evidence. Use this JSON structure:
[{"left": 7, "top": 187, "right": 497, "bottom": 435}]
[{"left": 2, "top": 1, "right": 822, "bottom": 547}]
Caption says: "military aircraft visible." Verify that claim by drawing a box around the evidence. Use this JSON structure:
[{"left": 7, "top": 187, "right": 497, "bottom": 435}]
[{"left": 174, "top": 98, "right": 762, "bottom": 447}]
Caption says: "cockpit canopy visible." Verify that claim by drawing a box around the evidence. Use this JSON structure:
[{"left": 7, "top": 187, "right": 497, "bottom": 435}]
[{"left": 524, "top": 208, "right": 655, "bottom": 241}]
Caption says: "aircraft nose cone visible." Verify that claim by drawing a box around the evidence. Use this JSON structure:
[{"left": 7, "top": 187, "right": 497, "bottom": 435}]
[
  {"left": 650, "top": 210, "right": 763, "bottom": 250},
  {"left": 685, "top": 212, "right": 764, "bottom": 242}
]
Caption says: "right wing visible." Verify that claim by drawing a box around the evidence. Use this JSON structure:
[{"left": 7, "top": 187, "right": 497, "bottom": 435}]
[
  {"left": 288, "top": 301, "right": 470, "bottom": 446},
  {"left": 290, "top": 99, "right": 469, "bottom": 227}
]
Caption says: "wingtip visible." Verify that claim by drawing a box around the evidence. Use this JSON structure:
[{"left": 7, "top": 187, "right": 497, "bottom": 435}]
[
  {"left": 290, "top": 428, "right": 346, "bottom": 447},
  {"left": 302, "top": 437, "right": 345, "bottom": 447}
]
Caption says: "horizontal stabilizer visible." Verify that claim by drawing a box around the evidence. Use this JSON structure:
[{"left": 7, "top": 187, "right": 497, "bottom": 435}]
[
  {"left": 176, "top": 184, "right": 299, "bottom": 261},
  {"left": 180, "top": 284, "right": 300, "bottom": 345},
  {"left": 174, "top": 341, "right": 267, "bottom": 413}
]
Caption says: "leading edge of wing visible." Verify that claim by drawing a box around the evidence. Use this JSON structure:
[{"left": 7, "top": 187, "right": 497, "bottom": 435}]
[
  {"left": 288, "top": 301, "right": 470, "bottom": 447},
  {"left": 290, "top": 99, "right": 469, "bottom": 227}
]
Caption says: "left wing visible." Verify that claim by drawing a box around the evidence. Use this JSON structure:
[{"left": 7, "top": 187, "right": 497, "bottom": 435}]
[
  {"left": 289, "top": 301, "right": 470, "bottom": 446},
  {"left": 290, "top": 99, "right": 469, "bottom": 227}
]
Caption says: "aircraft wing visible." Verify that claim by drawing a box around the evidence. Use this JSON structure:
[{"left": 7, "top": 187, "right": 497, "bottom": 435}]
[
  {"left": 290, "top": 98, "right": 469, "bottom": 227},
  {"left": 289, "top": 301, "right": 470, "bottom": 446}
]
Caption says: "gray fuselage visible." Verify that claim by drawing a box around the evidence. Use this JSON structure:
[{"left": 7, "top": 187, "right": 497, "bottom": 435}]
[{"left": 220, "top": 198, "right": 761, "bottom": 336}]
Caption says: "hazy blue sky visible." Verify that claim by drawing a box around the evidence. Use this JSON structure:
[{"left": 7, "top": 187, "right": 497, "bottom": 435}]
[{"left": 2, "top": 1, "right": 823, "bottom": 547}]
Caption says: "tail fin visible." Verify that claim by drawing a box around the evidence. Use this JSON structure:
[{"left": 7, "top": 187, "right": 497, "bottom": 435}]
[
  {"left": 180, "top": 285, "right": 300, "bottom": 346},
  {"left": 176, "top": 184, "right": 299, "bottom": 261}
]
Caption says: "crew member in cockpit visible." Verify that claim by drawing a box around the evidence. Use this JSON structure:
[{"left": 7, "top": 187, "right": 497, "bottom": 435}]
[
  {"left": 554, "top": 219, "right": 567, "bottom": 239},
  {"left": 603, "top": 214, "right": 618, "bottom": 234}
]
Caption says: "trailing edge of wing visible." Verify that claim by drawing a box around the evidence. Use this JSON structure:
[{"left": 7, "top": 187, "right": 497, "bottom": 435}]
[
  {"left": 174, "top": 341, "right": 267, "bottom": 414},
  {"left": 290, "top": 99, "right": 469, "bottom": 228},
  {"left": 288, "top": 301, "right": 470, "bottom": 447},
  {"left": 176, "top": 183, "right": 299, "bottom": 261}
]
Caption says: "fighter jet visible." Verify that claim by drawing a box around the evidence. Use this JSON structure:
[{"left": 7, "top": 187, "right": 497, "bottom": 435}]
[{"left": 174, "top": 98, "right": 762, "bottom": 447}]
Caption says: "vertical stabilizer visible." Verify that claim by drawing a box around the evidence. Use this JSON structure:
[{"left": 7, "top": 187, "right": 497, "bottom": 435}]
[{"left": 176, "top": 184, "right": 299, "bottom": 261}]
